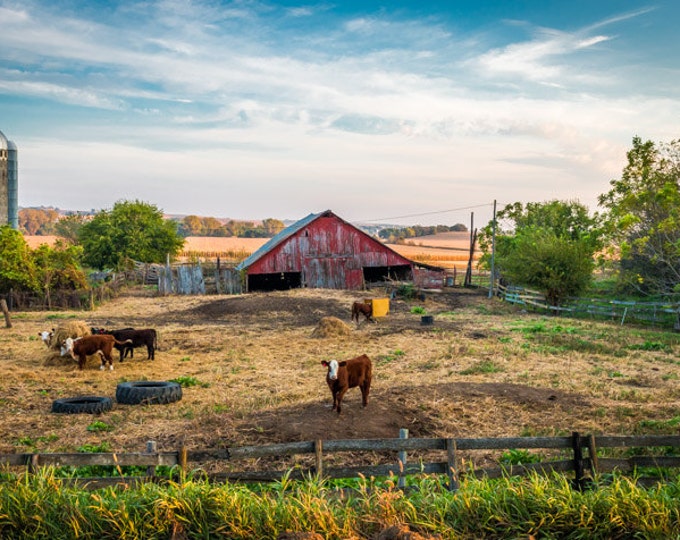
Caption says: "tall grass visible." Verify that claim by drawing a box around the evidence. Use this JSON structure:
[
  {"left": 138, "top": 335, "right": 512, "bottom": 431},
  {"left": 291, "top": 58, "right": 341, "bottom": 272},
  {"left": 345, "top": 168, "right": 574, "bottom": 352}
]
[{"left": 1, "top": 469, "right": 680, "bottom": 539}]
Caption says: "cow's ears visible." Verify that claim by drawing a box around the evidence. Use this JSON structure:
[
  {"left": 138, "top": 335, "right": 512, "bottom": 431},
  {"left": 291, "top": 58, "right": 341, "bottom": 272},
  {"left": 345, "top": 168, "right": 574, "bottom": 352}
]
[{"left": 321, "top": 361, "right": 329, "bottom": 367}]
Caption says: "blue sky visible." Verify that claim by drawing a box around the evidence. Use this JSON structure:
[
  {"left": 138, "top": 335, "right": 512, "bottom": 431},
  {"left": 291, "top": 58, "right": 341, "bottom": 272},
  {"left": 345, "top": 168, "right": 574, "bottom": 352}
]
[{"left": 1, "top": 0, "right": 679, "bottom": 227}]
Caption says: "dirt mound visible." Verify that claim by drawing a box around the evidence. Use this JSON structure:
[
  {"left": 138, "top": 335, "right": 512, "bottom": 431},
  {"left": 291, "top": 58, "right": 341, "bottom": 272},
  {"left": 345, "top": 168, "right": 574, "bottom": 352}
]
[
  {"left": 178, "top": 291, "right": 352, "bottom": 327},
  {"left": 310, "top": 317, "right": 352, "bottom": 338}
]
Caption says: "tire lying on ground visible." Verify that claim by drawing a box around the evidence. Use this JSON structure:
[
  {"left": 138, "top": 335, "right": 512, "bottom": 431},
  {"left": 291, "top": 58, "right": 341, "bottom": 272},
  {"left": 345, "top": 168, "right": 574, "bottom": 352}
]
[
  {"left": 51, "top": 396, "right": 113, "bottom": 414},
  {"left": 116, "top": 381, "right": 182, "bottom": 405}
]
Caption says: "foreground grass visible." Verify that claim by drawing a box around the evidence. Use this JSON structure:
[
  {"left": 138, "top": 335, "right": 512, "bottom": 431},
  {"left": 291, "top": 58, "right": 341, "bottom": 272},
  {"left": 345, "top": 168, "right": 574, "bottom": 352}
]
[{"left": 1, "top": 469, "right": 680, "bottom": 539}]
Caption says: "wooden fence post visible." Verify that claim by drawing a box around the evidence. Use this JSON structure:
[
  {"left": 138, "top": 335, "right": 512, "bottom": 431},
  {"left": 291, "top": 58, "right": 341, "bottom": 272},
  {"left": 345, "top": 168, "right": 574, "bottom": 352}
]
[
  {"left": 28, "top": 454, "right": 39, "bottom": 474},
  {"left": 315, "top": 439, "right": 323, "bottom": 478},
  {"left": 571, "top": 432, "right": 585, "bottom": 491},
  {"left": 398, "top": 428, "right": 408, "bottom": 489},
  {"left": 178, "top": 444, "right": 188, "bottom": 481},
  {"left": 1, "top": 299, "right": 11, "bottom": 328},
  {"left": 446, "top": 438, "right": 459, "bottom": 491},
  {"left": 216, "top": 257, "right": 222, "bottom": 295},
  {"left": 146, "top": 440, "right": 157, "bottom": 477},
  {"left": 587, "top": 434, "right": 599, "bottom": 476}
]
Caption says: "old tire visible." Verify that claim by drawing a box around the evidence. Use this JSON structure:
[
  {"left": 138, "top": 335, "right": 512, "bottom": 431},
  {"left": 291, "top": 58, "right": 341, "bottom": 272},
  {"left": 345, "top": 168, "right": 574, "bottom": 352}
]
[
  {"left": 51, "top": 396, "right": 113, "bottom": 414},
  {"left": 116, "top": 381, "right": 182, "bottom": 405}
]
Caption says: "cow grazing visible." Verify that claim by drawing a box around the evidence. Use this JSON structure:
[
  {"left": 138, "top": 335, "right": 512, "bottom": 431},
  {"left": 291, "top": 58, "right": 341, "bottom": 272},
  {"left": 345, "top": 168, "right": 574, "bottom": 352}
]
[
  {"left": 351, "top": 301, "right": 374, "bottom": 323},
  {"left": 321, "top": 354, "right": 372, "bottom": 414},
  {"left": 62, "top": 335, "right": 132, "bottom": 371},
  {"left": 102, "top": 328, "right": 158, "bottom": 362}
]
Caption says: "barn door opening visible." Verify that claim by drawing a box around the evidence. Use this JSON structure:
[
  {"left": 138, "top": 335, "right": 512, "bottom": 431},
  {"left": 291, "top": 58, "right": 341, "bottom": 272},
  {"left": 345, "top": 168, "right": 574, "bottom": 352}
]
[
  {"left": 362, "top": 265, "right": 412, "bottom": 286},
  {"left": 247, "top": 272, "right": 302, "bottom": 292}
]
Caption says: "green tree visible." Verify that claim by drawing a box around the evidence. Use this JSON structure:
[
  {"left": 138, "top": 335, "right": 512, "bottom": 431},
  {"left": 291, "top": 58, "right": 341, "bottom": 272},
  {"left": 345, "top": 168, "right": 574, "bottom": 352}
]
[
  {"left": 480, "top": 200, "right": 601, "bottom": 306},
  {"left": 0, "top": 226, "right": 39, "bottom": 293},
  {"left": 598, "top": 137, "right": 680, "bottom": 296},
  {"left": 202, "top": 217, "right": 225, "bottom": 236},
  {"left": 78, "top": 200, "right": 185, "bottom": 270},
  {"left": 262, "top": 218, "right": 285, "bottom": 236},
  {"left": 54, "top": 214, "right": 86, "bottom": 244},
  {"left": 180, "top": 215, "right": 204, "bottom": 236},
  {"left": 32, "top": 241, "right": 88, "bottom": 306}
]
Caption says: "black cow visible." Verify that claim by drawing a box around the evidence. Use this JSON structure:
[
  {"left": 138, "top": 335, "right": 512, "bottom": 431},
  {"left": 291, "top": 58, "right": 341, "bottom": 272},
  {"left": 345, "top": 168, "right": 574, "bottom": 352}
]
[{"left": 98, "top": 328, "right": 158, "bottom": 362}]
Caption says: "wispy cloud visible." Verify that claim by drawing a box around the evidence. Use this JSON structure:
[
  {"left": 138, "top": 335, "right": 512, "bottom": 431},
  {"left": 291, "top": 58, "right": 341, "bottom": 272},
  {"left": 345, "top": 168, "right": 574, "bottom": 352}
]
[{"left": 2, "top": 0, "right": 678, "bottom": 223}]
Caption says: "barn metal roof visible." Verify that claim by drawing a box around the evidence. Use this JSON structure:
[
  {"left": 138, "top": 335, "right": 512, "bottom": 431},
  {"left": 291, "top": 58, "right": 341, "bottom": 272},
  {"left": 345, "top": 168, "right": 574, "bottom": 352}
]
[{"left": 235, "top": 210, "right": 326, "bottom": 271}]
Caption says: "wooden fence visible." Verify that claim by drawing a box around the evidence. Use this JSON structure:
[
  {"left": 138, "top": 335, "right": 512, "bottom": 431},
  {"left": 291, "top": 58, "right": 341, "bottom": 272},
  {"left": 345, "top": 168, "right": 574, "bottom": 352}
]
[
  {"left": 3, "top": 432, "right": 680, "bottom": 491},
  {"left": 157, "top": 261, "right": 243, "bottom": 295},
  {"left": 498, "top": 284, "right": 680, "bottom": 329}
]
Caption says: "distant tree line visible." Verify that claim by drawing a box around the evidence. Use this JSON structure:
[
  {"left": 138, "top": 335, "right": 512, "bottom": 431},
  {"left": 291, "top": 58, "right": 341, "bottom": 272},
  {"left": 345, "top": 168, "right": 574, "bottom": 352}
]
[
  {"left": 6, "top": 135, "right": 680, "bottom": 306},
  {"left": 18, "top": 209, "right": 286, "bottom": 239},
  {"left": 175, "top": 216, "right": 286, "bottom": 238},
  {"left": 378, "top": 224, "right": 468, "bottom": 243}
]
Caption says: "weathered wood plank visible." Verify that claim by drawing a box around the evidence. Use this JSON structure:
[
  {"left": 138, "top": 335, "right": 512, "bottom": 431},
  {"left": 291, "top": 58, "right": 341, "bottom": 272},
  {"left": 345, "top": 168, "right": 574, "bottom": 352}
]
[{"left": 595, "top": 435, "right": 680, "bottom": 448}]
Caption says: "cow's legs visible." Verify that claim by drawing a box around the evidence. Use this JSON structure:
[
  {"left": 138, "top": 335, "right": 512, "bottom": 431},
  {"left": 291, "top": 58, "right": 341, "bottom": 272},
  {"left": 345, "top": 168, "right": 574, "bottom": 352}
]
[
  {"left": 361, "top": 380, "right": 371, "bottom": 407},
  {"left": 335, "top": 387, "right": 348, "bottom": 414}
]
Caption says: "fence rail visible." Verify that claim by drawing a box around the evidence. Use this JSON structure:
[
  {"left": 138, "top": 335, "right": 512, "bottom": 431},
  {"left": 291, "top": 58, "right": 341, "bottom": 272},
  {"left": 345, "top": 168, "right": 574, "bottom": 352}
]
[
  {"left": 3, "top": 432, "right": 680, "bottom": 491},
  {"left": 498, "top": 284, "right": 680, "bottom": 329}
]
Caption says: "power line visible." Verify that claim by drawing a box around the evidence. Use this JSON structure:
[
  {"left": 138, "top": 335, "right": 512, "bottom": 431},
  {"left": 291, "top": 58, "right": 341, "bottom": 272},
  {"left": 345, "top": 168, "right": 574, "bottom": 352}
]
[{"left": 360, "top": 202, "right": 495, "bottom": 223}]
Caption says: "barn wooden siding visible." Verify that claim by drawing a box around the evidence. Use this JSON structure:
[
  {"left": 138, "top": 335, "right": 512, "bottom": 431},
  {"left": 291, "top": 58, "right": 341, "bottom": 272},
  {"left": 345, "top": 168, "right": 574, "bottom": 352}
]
[
  {"left": 158, "top": 263, "right": 242, "bottom": 295},
  {"left": 238, "top": 210, "right": 419, "bottom": 291}
]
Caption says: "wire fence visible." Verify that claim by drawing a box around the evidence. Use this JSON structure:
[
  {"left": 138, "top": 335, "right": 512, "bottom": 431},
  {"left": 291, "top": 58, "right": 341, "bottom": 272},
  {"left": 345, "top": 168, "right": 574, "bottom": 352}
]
[{"left": 498, "top": 284, "right": 680, "bottom": 330}]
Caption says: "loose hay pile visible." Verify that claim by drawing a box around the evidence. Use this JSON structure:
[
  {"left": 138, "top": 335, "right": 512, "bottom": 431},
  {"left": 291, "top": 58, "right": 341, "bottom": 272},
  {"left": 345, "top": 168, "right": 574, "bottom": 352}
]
[
  {"left": 310, "top": 316, "right": 352, "bottom": 338},
  {"left": 42, "top": 320, "right": 91, "bottom": 365}
]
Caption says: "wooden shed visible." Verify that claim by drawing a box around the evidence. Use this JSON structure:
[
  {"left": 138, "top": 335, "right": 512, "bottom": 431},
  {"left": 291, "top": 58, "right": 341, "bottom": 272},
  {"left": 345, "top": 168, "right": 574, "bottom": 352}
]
[{"left": 235, "top": 210, "right": 416, "bottom": 292}]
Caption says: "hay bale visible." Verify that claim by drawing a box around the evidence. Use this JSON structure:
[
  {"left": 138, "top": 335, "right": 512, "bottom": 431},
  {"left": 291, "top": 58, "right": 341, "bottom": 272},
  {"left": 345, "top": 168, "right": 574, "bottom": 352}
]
[
  {"left": 311, "top": 316, "right": 351, "bottom": 338},
  {"left": 42, "top": 350, "right": 76, "bottom": 367},
  {"left": 42, "top": 321, "right": 91, "bottom": 367},
  {"left": 48, "top": 321, "right": 92, "bottom": 351}
]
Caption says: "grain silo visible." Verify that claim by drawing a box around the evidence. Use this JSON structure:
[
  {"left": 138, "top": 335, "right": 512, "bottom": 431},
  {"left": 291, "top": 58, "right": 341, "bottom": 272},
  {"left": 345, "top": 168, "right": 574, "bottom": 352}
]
[{"left": 0, "top": 129, "right": 18, "bottom": 229}]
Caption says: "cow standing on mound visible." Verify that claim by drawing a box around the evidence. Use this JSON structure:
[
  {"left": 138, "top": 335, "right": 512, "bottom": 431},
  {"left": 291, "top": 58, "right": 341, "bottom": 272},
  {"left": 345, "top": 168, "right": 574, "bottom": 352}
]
[
  {"left": 62, "top": 335, "right": 132, "bottom": 371},
  {"left": 321, "top": 354, "right": 372, "bottom": 414},
  {"left": 351, "top": 301, "right": 374, "bottom": 323}
]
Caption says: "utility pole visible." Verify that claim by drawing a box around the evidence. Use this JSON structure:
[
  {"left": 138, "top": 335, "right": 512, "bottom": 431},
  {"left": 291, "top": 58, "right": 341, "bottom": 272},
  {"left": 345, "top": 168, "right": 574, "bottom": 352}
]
[{"left": 488, "top": 200, "right": 497, "bottom": 298}]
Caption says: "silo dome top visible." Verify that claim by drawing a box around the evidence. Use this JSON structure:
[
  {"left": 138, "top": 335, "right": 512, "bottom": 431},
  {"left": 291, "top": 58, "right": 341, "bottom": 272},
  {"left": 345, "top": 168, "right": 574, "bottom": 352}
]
[{"left": 0, "top": 129, "right": 16, "bottom": 151}]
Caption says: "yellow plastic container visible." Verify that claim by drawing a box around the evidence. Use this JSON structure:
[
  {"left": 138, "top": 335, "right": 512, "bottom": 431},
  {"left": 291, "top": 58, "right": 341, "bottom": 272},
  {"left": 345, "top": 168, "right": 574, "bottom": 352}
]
[{"left": 370, "top": 298, "right": 390, "bottom": 318}]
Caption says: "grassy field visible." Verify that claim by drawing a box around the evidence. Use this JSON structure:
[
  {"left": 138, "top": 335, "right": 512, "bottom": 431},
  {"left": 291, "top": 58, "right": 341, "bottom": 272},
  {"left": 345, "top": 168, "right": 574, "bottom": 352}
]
[
  {"left": 2, "top": 285, "right": 680, "bottom": 474},
  {"left": 23, "top": 232, "right": 480, "bottom": 269}
]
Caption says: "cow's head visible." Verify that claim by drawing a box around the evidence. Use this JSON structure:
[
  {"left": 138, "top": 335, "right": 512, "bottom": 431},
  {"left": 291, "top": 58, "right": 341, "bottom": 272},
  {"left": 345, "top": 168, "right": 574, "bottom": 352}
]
[
  {"left": 60, "top": 337, "right": 81, "bottom": 359},
  {"left": 321, "top": 359, "right": 340, "bottom": 380},
  {"left": 39, "top": 330, "right": 53, "bottom": 347}
]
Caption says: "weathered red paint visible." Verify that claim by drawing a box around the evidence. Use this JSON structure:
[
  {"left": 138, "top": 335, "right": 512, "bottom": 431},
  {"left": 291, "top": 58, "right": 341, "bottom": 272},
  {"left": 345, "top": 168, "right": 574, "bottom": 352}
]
[
  {"left": 413, "top": 267, "right": 446, "bottom": 289},
  {"left": 245, "top": 211, "right": 414, "bottom": 290}
]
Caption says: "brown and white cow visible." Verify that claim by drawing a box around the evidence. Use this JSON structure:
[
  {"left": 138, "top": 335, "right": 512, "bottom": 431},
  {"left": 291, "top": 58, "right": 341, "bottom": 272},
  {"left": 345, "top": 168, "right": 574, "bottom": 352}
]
[
  {"left": 321, "top": 354, "right": 372, "bottom": 414},
  {"left": 62, "top": 335, "right": 132, "bottom": 371}
]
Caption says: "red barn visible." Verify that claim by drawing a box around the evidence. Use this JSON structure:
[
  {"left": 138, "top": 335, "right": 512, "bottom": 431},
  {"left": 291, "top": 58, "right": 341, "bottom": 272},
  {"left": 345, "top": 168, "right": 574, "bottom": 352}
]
[{"left": 235, "top": 210, "right": 419, "bottom": 292}]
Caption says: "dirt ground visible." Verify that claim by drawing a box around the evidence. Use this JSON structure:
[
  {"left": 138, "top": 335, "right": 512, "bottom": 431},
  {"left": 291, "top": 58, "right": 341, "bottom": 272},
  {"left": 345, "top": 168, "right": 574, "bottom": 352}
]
[{"left": 1, "top": 286, "right": 679, "bottom": 472}]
